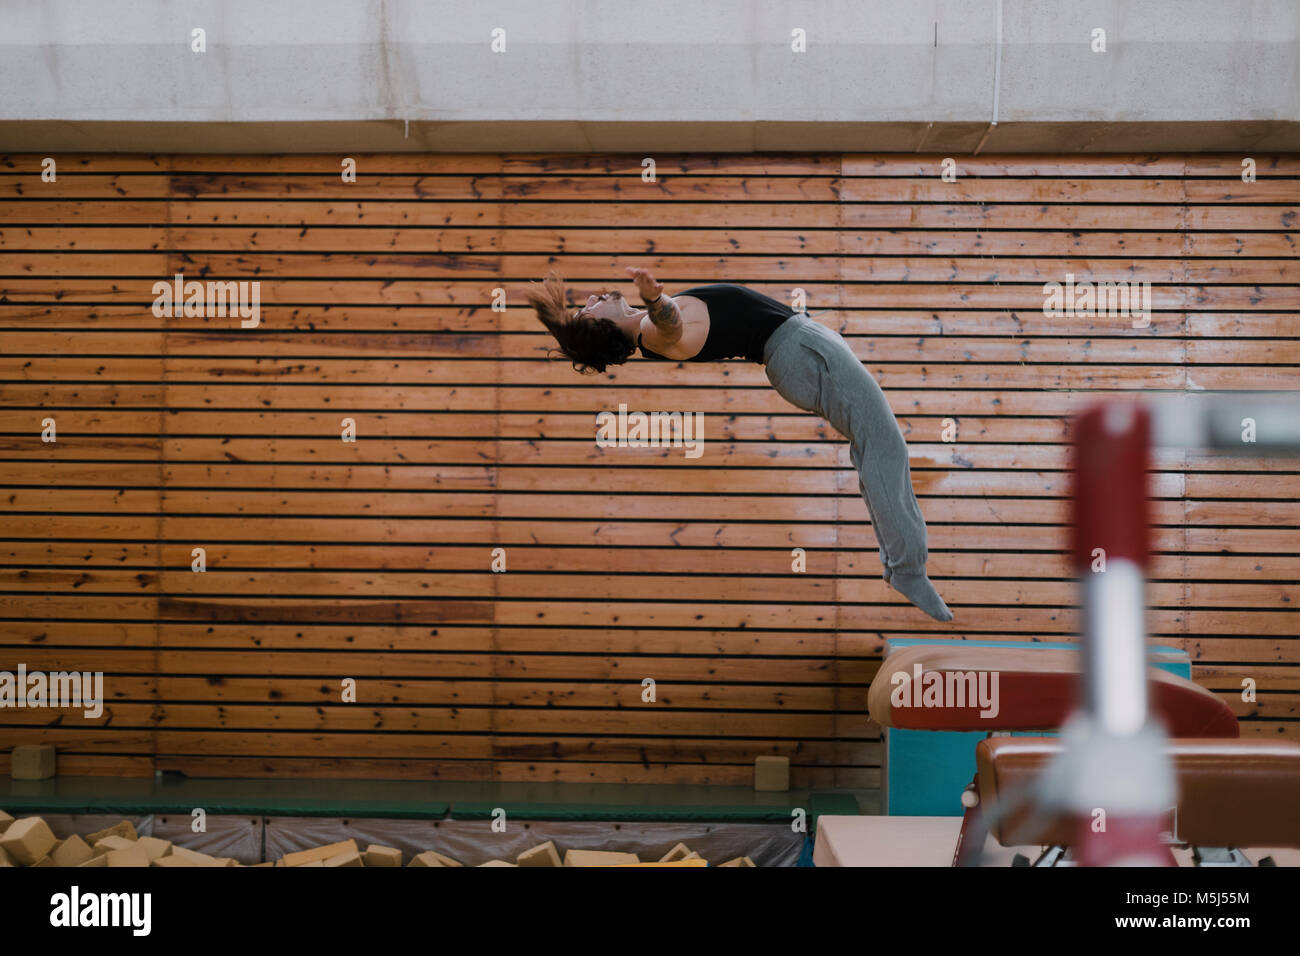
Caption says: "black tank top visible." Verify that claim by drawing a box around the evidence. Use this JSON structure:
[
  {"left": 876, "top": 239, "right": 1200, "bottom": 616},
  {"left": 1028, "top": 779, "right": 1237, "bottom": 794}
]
[{"left": 638, "top": 284, "right": 794, "bottom": 363}]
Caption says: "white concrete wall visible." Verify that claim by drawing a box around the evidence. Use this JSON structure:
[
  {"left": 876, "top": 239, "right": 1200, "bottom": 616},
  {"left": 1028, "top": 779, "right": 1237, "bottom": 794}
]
[{"left": 1, "top": 0, "right": 1296, "bottom": 151}]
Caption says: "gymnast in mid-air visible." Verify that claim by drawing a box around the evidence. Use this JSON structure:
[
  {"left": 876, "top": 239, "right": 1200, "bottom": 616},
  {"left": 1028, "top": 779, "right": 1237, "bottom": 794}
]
[{"left": 525, "top": 266, "right": 953, "bottom": 622}]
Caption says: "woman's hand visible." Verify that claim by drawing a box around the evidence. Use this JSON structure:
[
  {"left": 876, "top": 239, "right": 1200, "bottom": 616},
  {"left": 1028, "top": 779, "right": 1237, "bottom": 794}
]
[
  {"left": 628, "top": 266, "right": 681, "bottom": 342},
  {"left": 625, "top": 266, "right": 663, "bottom": 304}
]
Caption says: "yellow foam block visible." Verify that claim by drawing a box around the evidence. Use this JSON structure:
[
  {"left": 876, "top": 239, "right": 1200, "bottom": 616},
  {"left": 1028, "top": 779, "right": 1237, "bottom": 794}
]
[{"left": 612, "top": 859, "right": 708, "bottom": 867}]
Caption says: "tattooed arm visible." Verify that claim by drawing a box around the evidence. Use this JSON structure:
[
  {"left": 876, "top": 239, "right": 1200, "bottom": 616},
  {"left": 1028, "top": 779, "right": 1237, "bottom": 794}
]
[
  {"left": 626, "top": 266, "right": 683, "bottom": 345},
  {"left": 644, "top": 291, "right": 684, "bottom": 344}
]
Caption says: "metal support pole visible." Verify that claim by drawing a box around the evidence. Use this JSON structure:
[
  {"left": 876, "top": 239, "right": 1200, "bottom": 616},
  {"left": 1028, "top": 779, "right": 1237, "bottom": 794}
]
[{"left": 1036, "top": 402, "right": 1177, "bottom": 866}]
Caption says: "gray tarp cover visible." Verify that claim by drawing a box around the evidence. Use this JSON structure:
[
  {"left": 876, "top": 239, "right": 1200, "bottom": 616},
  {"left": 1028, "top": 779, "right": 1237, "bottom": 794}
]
[
  {"left": 266, "top": 818, "right": 804, "bottom": 866},
  {"left": 38, "top": 814, "right": 804, "bottom": 866},
  {"left": 41, "top": 813, "right": 262, "bottom": 862}
]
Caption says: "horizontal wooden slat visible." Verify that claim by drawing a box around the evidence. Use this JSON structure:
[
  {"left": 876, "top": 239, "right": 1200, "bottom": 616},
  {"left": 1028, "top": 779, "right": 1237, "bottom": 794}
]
[
  {"left": 144, "top": 756, "right": 872, "bottom": 786},
  {"left": 4, "top": 543, "right": 1299, "bottom": 582},
  {"left": 2, "top": 464, "right": 1297, "bottom": 510},
  {"left": 6, "top": 332, "right": 1300, "bottom": 368},
  {"left": 4, "top": 152, "right": 1298, "bottom": 176},
  {"left": 4, "top": 488, "right": 1299, "bottom": 527},
  {"left": 3, "top": 567, "right": 1294, "bottom": 612},
  {"left": 4, "top": 252, "right": 1299, "bottom": 285},
  {"left": 6, "top": 621, "right": 1293, "bottom": 662},
  {"left": 4, "top": 173, "right": 1297, "bottom": 204},
  {"left": 0, "top": 384, "right": 1279, "bottom": 418},
  {"left": 2, "top": 516, "right": 1297, "bottom": 553},
  {"left": 2, "top": 201, "right": 1296, "bottom": 231},
  {"left": 3, "top": 279, "right": 1296, "bottom": 314},
  {"left": 0, "top": 727, "right": 870, "bottom": 764},
  {"left": 4, "top": 359, "right": 1299, "bottom": 393},
  {"left": 4, "top": 226, "right": 1299, "bottom": 259}
]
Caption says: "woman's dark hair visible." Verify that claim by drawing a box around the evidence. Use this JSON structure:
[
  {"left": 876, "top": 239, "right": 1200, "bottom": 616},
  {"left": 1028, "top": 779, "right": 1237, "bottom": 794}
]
[{"left": 523, "top": 271, "right": 636, "bottom": 374}]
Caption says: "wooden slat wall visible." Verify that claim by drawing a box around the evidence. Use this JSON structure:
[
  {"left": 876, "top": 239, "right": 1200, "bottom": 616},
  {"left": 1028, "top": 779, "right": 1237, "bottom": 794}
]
[{"left": 0, "top": 153, "right": 1296, "bottom": 787}]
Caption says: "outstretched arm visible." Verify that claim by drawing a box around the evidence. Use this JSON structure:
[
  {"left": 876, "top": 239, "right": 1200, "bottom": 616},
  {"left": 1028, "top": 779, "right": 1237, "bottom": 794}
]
[{"left": 626, "top": 266, "right": 682, "bottom": 345}]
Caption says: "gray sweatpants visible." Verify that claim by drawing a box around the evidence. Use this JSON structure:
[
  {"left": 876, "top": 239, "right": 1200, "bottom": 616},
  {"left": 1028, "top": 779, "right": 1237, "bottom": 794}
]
[{"left": 762, "top": 313, "right": 929, "bottom": 580}]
